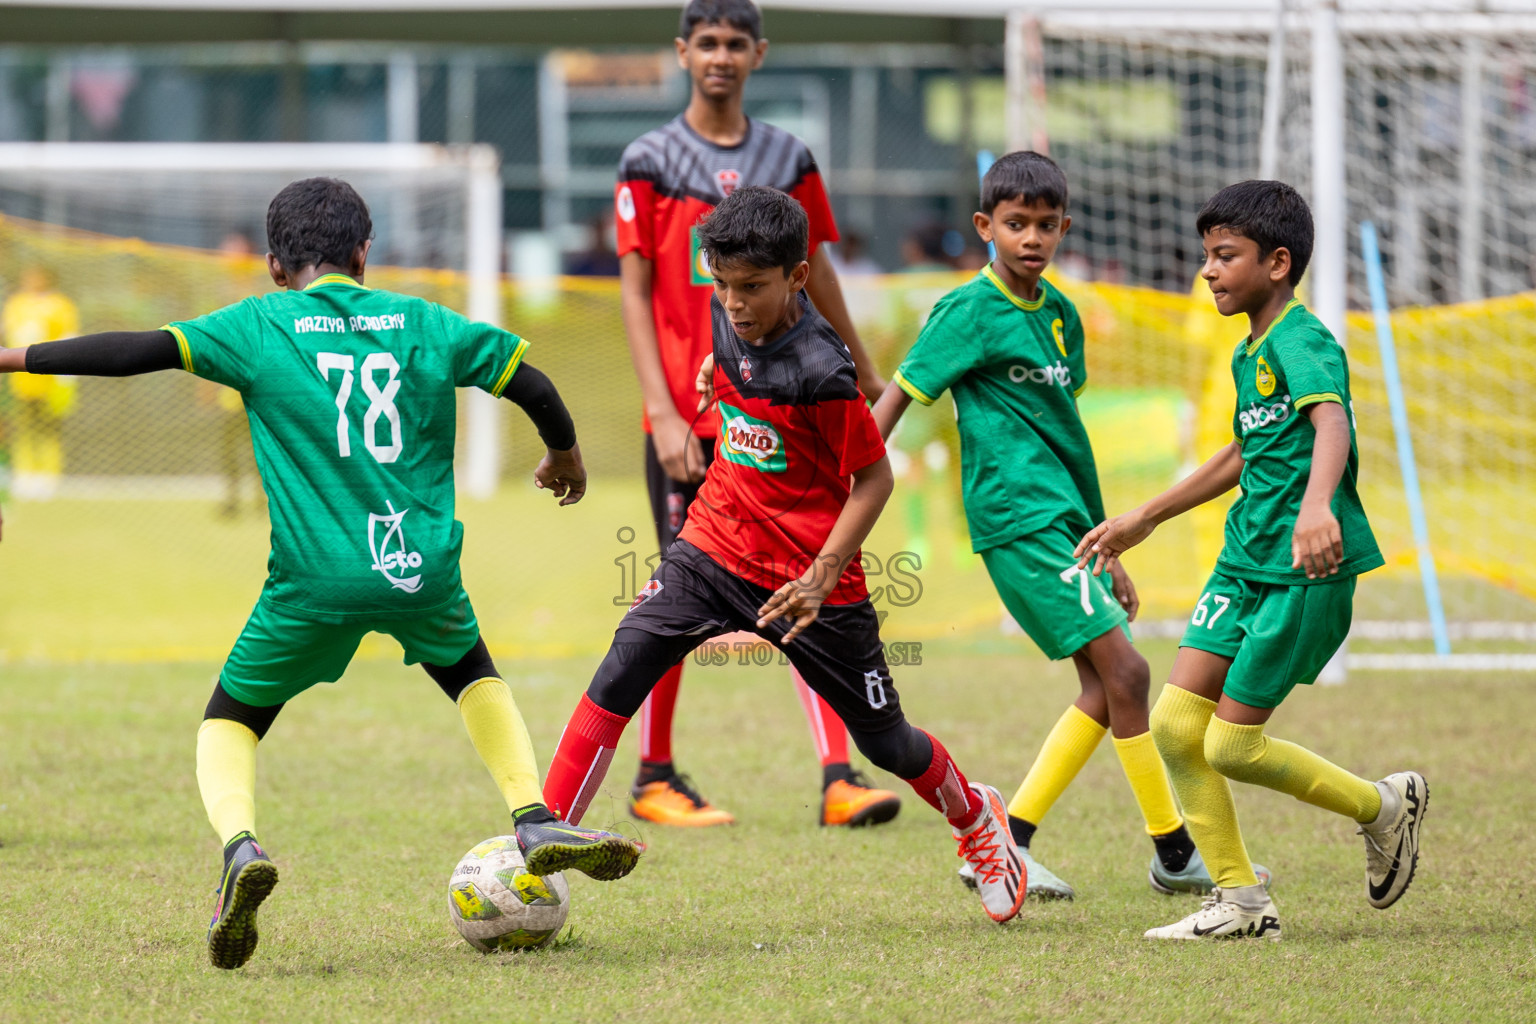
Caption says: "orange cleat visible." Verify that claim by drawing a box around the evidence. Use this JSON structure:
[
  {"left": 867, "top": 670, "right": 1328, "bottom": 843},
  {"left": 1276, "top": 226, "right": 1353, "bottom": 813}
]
[
  {"left": 629, "top": 774, "right": 736, "bottom": 827},
  {"left": 820, "top": 771, "right": 902, "bottom": 827}
]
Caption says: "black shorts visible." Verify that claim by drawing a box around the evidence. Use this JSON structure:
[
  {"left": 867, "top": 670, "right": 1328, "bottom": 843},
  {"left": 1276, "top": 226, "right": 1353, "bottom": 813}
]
[
  {"left": 645, "top": 432, "right": 715, "bottom": 553},
  {"left": 614, "top": 538, "right": 903, "bottom": 733}
]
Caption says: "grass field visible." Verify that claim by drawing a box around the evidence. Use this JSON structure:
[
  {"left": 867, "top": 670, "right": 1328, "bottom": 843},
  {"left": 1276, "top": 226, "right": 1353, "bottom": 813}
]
[{"left": 2, "top": 643, "right": 1533, "bottom": 1023}]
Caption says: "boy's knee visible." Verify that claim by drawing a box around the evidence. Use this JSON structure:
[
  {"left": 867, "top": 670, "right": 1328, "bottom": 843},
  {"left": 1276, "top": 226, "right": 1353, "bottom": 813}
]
[
  {"left": 1102, "top": 651, "right": 1152, "bottom": 706},
  {"left": 848, "top": 722, "right": 930, "bottom": 779},
  {"left": 1148, "top": 690, "right": 1201, "bottom": 761},
  {"left": 1204, "top": 717, "right": 1266, "bottom": 782}
]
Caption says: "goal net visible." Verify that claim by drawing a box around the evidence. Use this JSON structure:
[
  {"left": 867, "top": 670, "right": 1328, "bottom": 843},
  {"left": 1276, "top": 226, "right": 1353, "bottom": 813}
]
[{"left": 1005, "top": 7, "right": 1536, "bottom": 666}]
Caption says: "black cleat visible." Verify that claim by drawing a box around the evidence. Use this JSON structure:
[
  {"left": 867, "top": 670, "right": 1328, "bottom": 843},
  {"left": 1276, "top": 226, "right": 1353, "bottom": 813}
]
[
  {"left": 207, "top": 832, "right": 278, "bottom": 970},
  {"left": 515, "top": 817, "right": 642, "bottom": 882}
]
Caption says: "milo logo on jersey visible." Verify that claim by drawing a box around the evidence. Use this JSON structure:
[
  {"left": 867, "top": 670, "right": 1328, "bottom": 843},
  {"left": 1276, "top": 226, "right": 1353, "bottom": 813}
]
[
  {"left": 1238, "top": 396, "right": 1292, "bottom": 436},
  {"left": 719, "top": 401, "right": 788, "bottom": 473},
  {"left": 367, "top": 500, "right": 425, "bottom": 593},
  {"left": 689, "top": 227, "right": 713, "bottom": 286}
]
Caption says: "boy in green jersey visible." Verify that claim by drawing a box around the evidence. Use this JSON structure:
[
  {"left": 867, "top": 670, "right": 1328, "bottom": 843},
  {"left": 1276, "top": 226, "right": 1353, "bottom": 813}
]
[
  {"left": 873, "top": 152, "right": 1241, "bottom": 901},
  {"left": 1077, "top": 180, "right": 1426, "bottom": 940},
  {"left": 0, "top": 178, "right": 641, "bottom": 968}
]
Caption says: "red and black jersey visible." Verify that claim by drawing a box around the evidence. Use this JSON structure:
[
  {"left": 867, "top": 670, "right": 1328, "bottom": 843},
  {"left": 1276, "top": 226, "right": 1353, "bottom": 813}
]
[
  {"left": 615, "top": 114, "right": 840, "bottom": 437},
  {"left": 679, "top": 294, "right": 885, "bottom": 605}
]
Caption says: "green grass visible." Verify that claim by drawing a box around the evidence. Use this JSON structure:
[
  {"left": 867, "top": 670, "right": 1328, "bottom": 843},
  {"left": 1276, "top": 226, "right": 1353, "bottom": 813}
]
[{"left": 2, "top": 647, "right": 1533, "bottom": 1023}]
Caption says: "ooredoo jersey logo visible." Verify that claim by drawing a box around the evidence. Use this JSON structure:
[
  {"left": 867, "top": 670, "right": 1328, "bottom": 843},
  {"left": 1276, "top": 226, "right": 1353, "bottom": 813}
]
[
  {"left": 719, "top": 401, "right": 787, "bottom": 473},
  {"left": 368, "top": 500, "right": 424, "bottom": 593}
]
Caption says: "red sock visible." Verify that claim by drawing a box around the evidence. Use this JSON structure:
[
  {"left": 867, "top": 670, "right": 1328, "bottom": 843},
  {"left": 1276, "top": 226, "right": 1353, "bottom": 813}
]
[
  {"left": 792, "top": 667, "right": 850, "bottom": 766},
  {"left": 904, "top": 731, "right": 983, "bottom": 830},
  {"left": 543, "top": 695, "right": 629, "bottom": 824},
  {"left": 637, "top": 663, "right": 682, "bottom": 765}
]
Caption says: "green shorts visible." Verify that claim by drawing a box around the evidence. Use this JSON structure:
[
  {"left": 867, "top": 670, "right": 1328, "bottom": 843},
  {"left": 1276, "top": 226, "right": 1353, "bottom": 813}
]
[
  {"left": 1179, "top": 569, "right": 1355, "bottom": 709},
  {"left": 981, "top": 520, "right": 1130, "bottom": 661},
  {"left": 219, "top": 588, "right": 481, "bottom": 707}
]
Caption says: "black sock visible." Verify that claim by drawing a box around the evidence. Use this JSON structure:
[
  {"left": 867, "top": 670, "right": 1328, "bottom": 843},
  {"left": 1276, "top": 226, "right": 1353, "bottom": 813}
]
[
  {"left": 1008, "top": 816, "right": 1037, "bottom": 849},
  {"left": 635, "top": 760, "right": 675, "bottom": 787},
  {"left": 511, "top": 803, "right": 558, "bottom": 826},
  {"left": 822, "top": 762, "right": 854, "bottom": 790},
  {"left": 1152, "top": 824, "right": 1197, "bottom": 873}
]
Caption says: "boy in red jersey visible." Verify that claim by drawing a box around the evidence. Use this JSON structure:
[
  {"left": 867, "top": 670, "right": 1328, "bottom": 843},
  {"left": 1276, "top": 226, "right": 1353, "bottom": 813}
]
[
  {"left": 544, "top": 186, "right": 1025, "bottom": 923},
  {"left": 616, "top": 0, "right": 895, "bottom": 828}
]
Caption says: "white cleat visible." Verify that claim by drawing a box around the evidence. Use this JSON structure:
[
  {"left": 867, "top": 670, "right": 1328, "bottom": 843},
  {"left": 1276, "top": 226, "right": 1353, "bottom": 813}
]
[
  {"left": 1359, "top": 771, "right": 1428, "bottom": 910},
  {"left": 1144, "top": 887, "right": 1281, "bottom": 941},
  {"left": 958, "top": 845, "right": 1075, "bottom": 900},
  {"left": 953, "top": 784, "right": 1027, "bottom": 923}
]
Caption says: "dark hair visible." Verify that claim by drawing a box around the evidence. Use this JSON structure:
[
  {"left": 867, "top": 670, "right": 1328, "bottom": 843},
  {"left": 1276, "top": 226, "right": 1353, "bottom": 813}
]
[
  {"left": 679, "top": 0, "right": 762, "bottom": 41},
  {"left": 980, "top": 151, "right": 1068, "bottom": 214},
  {"left": 696, "top": 185, "right": 807, "bottom": 273},
  {"left": 1196, "top": 180, "right": 1314, "bottom": 284},
  {"left": 265, "top": 177, "right": 373, "bottom": 273}
]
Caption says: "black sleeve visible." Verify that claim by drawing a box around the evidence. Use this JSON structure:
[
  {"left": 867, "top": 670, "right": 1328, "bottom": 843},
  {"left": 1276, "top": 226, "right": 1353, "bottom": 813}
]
[
  {"left": 500, "top": 362, "right": 577, "bottom": 451},
  {"left": 24, "top": 331, "right": 183, "bottom": 377}
]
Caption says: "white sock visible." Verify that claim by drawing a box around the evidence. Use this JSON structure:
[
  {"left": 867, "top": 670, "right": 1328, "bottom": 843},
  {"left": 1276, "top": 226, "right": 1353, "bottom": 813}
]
[
  {"left": 1367, "top": 781, "right": 1402, "bottom": 829},
  {"left": 1226, "top": 882, "right": 1271, "bottom": 911}
]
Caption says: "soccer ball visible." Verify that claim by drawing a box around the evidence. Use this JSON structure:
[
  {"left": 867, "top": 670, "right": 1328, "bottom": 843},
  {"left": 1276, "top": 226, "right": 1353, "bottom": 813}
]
[{"left": 448, "top": 836, "right": 570, "bottom": 952}]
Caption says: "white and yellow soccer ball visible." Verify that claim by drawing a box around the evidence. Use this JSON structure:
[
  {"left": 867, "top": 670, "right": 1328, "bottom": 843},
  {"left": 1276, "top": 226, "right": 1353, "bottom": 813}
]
[{"left": 448, "top": 836, "right": 570, "bottom": 952}]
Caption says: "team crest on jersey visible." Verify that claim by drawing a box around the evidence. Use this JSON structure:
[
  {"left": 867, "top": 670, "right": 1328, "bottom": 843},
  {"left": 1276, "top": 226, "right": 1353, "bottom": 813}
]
[
  {"left": 1051, "top": 317, "right": 1067, "bottom": 357},
  {"left": 616, "top": 185, "right": 636, "bottom": 223},
  {"left": 631, "top": 579, "right": 663, "bottom": 609},
  {"left": 739, "top": 356, "right": 753, "bottom": 382},
  {"left": 690, "top": 227, "right": 713, "bottom": 286},
  {"left": 716, "top": 169, "right": 740, "bottom": 196},
  {"left": 719, "top": 401, "right": 787, "bottom": 473},
  {"left": 367, "top": 500, "right": 424, "bottom": 593},
  {"left": 1256, "top": 356, "right": 1277, "bottom": 397}
]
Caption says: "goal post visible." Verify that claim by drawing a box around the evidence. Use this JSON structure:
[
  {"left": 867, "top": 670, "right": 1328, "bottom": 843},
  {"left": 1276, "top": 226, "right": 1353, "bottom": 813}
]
[{"left": 0, "top": 141, "right": 506, "bottom": 498}]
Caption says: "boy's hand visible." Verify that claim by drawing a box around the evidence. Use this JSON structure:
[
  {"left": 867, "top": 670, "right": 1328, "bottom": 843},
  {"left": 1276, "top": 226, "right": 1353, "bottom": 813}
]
[
  {"left": 756, "top": 556, "right": 838, "bottom": 644},
  {"left": 535, "top": 444, "right": 587, "bottom": 506},
  {"left": 695, "top": 353, "right": 715, "bottom": 413},
  {"left": 1075, "top": 509, "right": 1155, "bottom": 576},
  {"left": 1107, "top": 560, "right": 1140, "bottom": 621},
  {"left": 1292, "top": 500, "right": 1343, "bottom": 578},
  {"left": 0, "top": 348, "right": 25, "bottom": 373}
]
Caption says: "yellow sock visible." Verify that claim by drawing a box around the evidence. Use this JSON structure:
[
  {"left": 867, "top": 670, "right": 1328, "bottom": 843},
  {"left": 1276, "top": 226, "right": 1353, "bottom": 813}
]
[
  {"left": 459, "top": 677, "right": 543, "bottom": 813},
  {"left": 1205, "top": 718, "right": 1382, "bottom": 823},
  {"left": 1111, "top": 731, "right": 1184, "bottom": 837},
  {"left": 1148, "top": 686, "right": 1258, "bottom": 889},
  {"left": 196, "top": 718, "right": 258, "bottom": 847},
  {"left": 1008, "top": 705, "right": 1107, "bottom": 825}
]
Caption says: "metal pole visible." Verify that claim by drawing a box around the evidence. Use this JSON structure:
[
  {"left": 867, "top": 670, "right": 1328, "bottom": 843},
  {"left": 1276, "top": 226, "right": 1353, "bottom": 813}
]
[
  {"left": 1361, "top": 221, "right": 1451, "bottom": 657},
  {"left": 1457, "top": 36, "right": 1485, "bottom": 303},
  {"left": 1258, "top": 0, "right": 1288, "bottom": 179},
  {"left": 1311, "top": 0, "right": 1349, "bottom": 684},
  {"left": 1005, "top": 10, "right": 1048, "bottom": 155},
  {"left": 386, "top": 51, "right": 420, "bottom": 265},
  {"left": 447, "top": 57, "right": 477, "bottom": 146},
  {"left": 848, "top": 65, "right": 878, "bottom": 233},
  {"left": 464, "top": 146, "right": 504, "bottom": 500},
  {"left": 537, "top": 51, "right": 570, "bottom": 234}
]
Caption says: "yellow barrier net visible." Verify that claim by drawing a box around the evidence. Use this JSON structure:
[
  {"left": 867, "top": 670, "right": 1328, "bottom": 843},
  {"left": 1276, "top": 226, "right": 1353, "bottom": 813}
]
[{"left": 0, "top": 212, "right": 1531, "bottom": 663}]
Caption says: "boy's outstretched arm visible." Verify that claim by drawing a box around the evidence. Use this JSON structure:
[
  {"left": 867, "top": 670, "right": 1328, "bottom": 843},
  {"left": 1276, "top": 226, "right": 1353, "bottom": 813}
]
[
  {"left": 757, "top": 454, "right": 894, "bottom": 643},
  {"left": 501, "top": 362, "right": 586, "bottom": 507},
  {"left": 1292, "top": 401, "right": 1350, "bottom": 579},
  {"left": 0, "top": 331, "right": 181, "bottom": 376},
  {"left": 1075, "top": 440, "right": 1246, "bottom": 576},
  {"left": 870, "top": 379, "right": 912, "bottom": 441}
]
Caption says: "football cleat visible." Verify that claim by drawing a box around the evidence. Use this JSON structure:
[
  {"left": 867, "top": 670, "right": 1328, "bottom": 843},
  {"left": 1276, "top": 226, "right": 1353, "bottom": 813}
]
[
  {"left": 207, "top": 832, "right": 279, "bottom": 970},
  {"left": 630, "top": 773, "right": 735, "bottom": 828},
  {"left": 1144, "top": 887, "right": 1282, "bottom": 941},
  {"left": 953, "top": 784, "right": 1027, "bottom": 923},
  {"left": 516, "top": 817, "right": 642, "bottom": 882},
  {"left": 957, "top": 845, "right": 1075, "bottom": 900},
  {"left": 1359, "top": 771, "right": 1428, "bottom": 909},
  {"left": 820, "top": 771, "right": 902, "bottom": 828},
  {"left": 1149, "top": 847, "right": 1272, "bottom": 895}
]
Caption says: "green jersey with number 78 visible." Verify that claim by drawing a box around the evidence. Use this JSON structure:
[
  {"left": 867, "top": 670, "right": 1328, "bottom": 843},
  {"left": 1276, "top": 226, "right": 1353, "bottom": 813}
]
[{"left": 164, "top": 273, "right": 529, "bottom": 622}]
